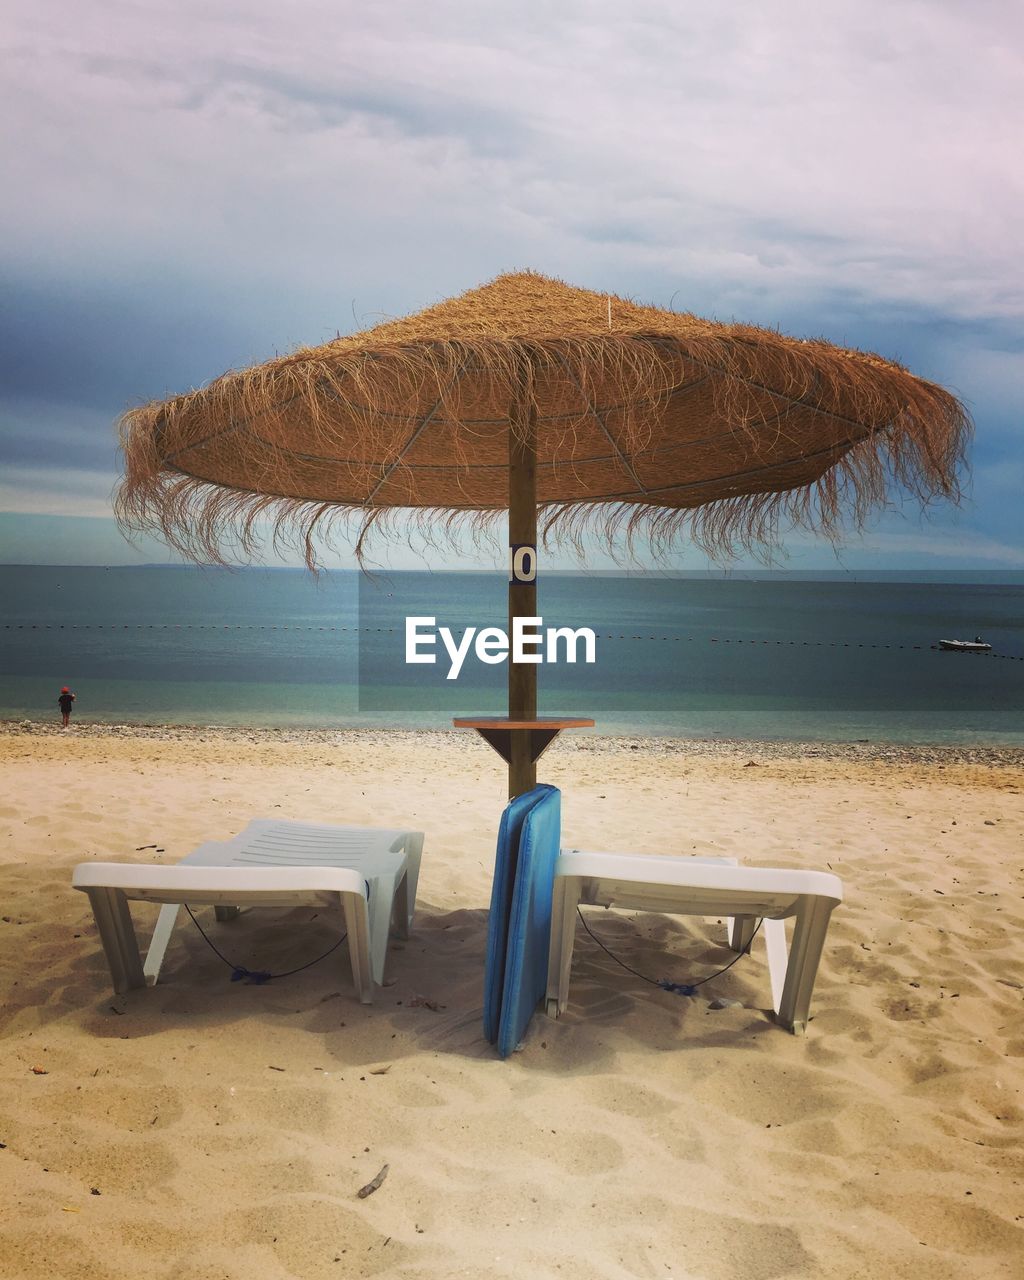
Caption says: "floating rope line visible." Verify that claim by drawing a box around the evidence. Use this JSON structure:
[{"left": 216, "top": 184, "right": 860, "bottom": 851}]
[
  {"left": 183, "top": 904, "right": 348, "bottom": 984},
  {"left": 576, "top": 906, "right": 764, "bottom": 997},
  {"left": 6, "top": 622, "right": 1021, "bottom": 657}
]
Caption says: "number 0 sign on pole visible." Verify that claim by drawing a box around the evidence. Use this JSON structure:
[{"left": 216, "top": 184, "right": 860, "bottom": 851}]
[{"left": 510, "top": 544, "right": 537, "bottom": 583}]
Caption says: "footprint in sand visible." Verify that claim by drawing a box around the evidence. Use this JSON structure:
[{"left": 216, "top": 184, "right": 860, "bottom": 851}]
[
  {"left": 226, "top": 1199, "right": 408, "bottom": 1276},
  {"left": 887, "top": 1194, "right": 1023, "bottom": 1257},
  {"left": 641, "top": 1209, "right": 812, "bottom": 1280}
]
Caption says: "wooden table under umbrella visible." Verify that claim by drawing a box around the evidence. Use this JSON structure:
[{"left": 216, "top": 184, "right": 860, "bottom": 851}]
[{"left": 117, "top": 271, "right": 969, "bottom": 796}]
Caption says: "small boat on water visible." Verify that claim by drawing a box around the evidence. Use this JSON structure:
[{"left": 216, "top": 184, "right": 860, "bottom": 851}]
[{"left": 938, "top": 637, "right": 992, "bottom": 653}]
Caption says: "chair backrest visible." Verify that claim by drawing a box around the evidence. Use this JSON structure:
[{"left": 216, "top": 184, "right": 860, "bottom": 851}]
[
  {"left": 483, "top": 785, "right": 557, "bottom": 1043},
  {"left": 484, "top": 786, "right": 563, "bottom": 1058}
]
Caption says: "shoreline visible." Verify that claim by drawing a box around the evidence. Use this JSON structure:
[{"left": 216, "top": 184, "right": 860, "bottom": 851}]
[{"left": 4, "top": 717, "right": 1024, "bottom": 769}]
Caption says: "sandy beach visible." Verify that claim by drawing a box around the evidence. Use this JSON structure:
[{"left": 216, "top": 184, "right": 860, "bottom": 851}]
[{"left": 1, "top": 722, "right": 1022, "bottom": 1279}]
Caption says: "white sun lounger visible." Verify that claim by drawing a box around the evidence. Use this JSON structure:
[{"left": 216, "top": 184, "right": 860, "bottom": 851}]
[
  {"left": 545, "top": 850, "right": 843, "bottom": 1034},
  {"left": 73, "top": 819, "right": 424, "bottom": 1004}
]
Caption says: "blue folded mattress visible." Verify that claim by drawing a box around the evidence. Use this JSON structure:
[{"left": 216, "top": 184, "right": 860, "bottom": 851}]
[{"left": 482, "top": 784, "right": 562, "bottom": 1057}]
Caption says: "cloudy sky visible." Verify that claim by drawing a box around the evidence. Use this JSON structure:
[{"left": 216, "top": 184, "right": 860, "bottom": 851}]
[{"left": 1, "top": 0, "right": 1021, "bottom": 569}]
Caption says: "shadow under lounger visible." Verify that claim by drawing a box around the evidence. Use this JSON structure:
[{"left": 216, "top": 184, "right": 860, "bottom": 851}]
[
  {"left": 72, "top": 819, "right": 424, "bottom": 1004},
  {"left": 545, "top": 850, "right": 843, "bottom": 1034}
]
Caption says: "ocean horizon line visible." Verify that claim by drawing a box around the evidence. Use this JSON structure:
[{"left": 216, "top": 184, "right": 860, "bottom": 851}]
[{"left": 3, "top": 562, "right": 1024, "bottom": 584}]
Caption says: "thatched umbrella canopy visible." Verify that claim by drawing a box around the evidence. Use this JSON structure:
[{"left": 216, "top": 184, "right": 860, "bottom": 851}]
[{"left": 117, "top": 270, "right": 970, "bottom": 793}]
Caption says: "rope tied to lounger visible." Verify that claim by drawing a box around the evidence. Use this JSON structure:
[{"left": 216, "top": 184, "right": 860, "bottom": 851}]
[
  {"left": 576, "top": 907, "right": 763, "bottom": 998},
  {"left": 184, "top": 905, "right": 349, "bottom": 983}
]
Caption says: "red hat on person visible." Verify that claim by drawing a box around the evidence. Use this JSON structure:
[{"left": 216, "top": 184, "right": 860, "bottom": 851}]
[{"left": 61, "top": 686, "right": 69, "bottom": 693}]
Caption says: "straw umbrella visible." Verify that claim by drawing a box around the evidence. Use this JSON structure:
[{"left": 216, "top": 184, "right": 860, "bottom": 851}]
[{"left": 117, "top": 271, "right": 970, "bottom": 795}]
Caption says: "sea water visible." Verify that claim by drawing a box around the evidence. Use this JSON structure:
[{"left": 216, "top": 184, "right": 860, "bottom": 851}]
[{"left": 1, "top": 565, "right": 1022, "bottom": 744}]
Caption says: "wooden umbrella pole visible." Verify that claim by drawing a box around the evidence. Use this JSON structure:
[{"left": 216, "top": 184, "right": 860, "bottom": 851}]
[{"left": 507, "top": 385, "right": 538, "bottom": 798}]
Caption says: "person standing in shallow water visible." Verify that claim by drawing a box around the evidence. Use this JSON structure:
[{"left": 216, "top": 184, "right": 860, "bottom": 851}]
[{"left": 58, "top": 686, "right": 75, "bottom": 728}]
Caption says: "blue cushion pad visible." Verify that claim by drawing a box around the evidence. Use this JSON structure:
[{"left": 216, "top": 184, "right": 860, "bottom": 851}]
[
  {"left": 482, "top": 785, "right": 557, "bottom": 1044},
  {"left": 497, "top": 787, "right": 562, "bottom": 1058}
]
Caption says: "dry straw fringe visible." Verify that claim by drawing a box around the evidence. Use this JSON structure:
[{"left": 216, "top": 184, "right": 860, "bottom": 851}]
[{"left": 115, "top": 272, "right": 971, "bottom": 569}]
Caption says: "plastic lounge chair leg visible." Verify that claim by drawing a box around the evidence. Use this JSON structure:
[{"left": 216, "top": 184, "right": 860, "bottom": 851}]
[
  {"left": 776, "top": 898, "right": 834, "bottom": 1035},
  {"left": 390, "top": 866, "right": 414, "bottom": 941},
  {"left": 342, "top": 895, "right": 374, "bottom": 1004},
  {"left": 763, "top": 917, "right": 789, "bottom": 1018},
  {"left": 388, "top": 835, "right": 422, "bottom": 941},
  {"left": 86, "top": 887, "right": 146, "bottom": 994},
  {"left": 142, "top": 903, "right": 182, "bottom": 987},
  {"left": 366, "top": 873, "right": 402, "bottom": 987},
  {"left": 544, "top": 878, "right": 563, "bottom": 1018},
  {"left": 400, "top": 834, "right": 423, "bottom": 935},
  {"left": 545, "top": 874, "right": 582, "bottom": 1018},
  {"left": 728, "top": 915, "right": 758, "bottom": 953}
]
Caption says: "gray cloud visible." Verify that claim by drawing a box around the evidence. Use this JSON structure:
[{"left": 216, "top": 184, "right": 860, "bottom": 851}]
[
  {"left": 0, "top": 0, "right": 1021, "bottom": 563},
  {"left": 0, "top": 267, "right": 292, "bottom": 409},
  {"left": 4, "top": 1, "right": 1021, "bottom": 320},
  {"left": 0, "top": 464, "right": 115, "bottom": 518},
  {"left": 0, "top": 398, "right": 118, "bottom": 472}
]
